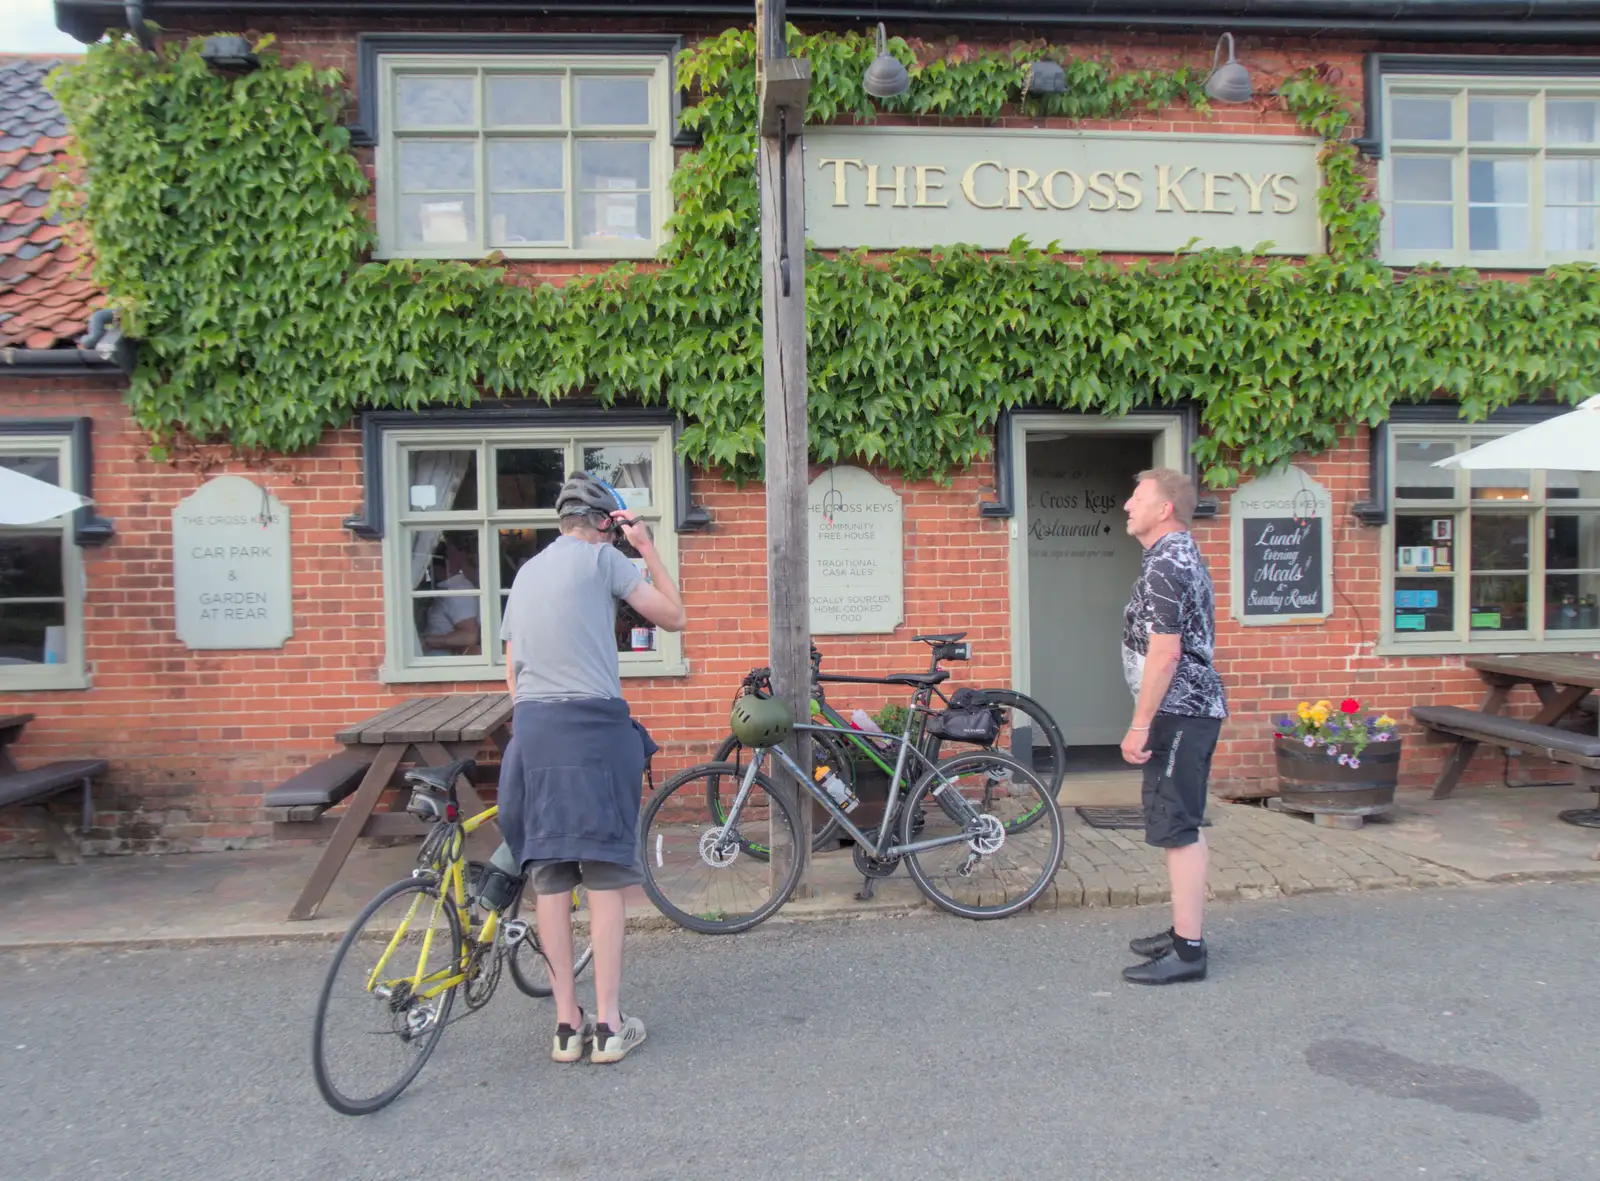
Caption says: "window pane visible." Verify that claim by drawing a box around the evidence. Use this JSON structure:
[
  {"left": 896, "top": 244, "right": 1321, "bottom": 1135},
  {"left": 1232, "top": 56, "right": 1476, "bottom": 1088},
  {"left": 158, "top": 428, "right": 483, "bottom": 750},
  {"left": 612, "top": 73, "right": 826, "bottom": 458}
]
[
  {"left": 1394, "top": 438, "right": 1458, "bottom": 499},
  {"left": 1546, "top": 206, "right": 1597, "bottom": 252},
  {"left": 1391, "top": 204, "right": 1454, "bottom": 251},
  {"left": 575, "top": 76, "right": 651, "bottom": 126},
  {"left": 1393, "top": 518, "right": 1455, "bottom": 633},
  {"left": 498, "top": 526, "right": 561, "bottom": 588},
  {"left": 1545, "top": 159, "right": 1600, "bottom": 252},
  {"left": 406, "top": 449, "right": 478, "bottom": 512},
  {"left": 1467, "top": 96, "right": 1530, "bottom": 142},
  {"left": 0, "top": 532, "right": 64, "bottom": 599},
  {"left": 488, "top": 139, "right": 563, "bottom": 191},
  {"left": 1468, "top": 155, "right": 1530, "bottom": 251},
  {"left": 409, "top": 529, "right": 482, "bottom": 656},
  {"left": 1470, "top": 512, "right": 1530, "bottom": 570},
  {"left": 581, "top": 444, "right": 654, "bottom": 509},
  {"left": 1393, "top": 155, "right": 1453, "bottom": 201},
  {"left": 1469, "top": 574, "right": 1527, "bottom": 631},
  {"left": 1547, "top": 511, "right": 1600, "bottom": 570},
  {"left": 577, "top": 140, "right": 651, "bottom": 190},
  {"left": 490, "top": 194, "right": 565, "bottom": 246},
  {"left": 1547, "top": 99, "right": 1600, "bottom": 145},
  {"left": 1469, "top": 157, "right": 1529, "bottom": 204},
  {"left": 398, "top": 140, "right": 475, "bottom": 192},
  {"left": 399, "top": 196, "right": 476, "bottom": 248},
  {"left": 1547, "top": 469, "right": 1600, "bottom": 500},
  {"left": 1391, "top": 96, "right": 1453, "bottom": 141},
  {"left": 495, "top": 447, "right": 565, "bottom": 510},
  {"left": 582, "top": 192, "right": 650, "bottom": 243},
  {"left": 609, "top": 536, "right": 655, "bottom": 651},
  {"left": 0, "top": 600, "right": 67, "bottom": 665},
  {"left": 1546, "top": 571, "right": 1600, "bottom": 630},
  {"left": 486, "top": 75, "right": 562, "bottom": 127},
  {"left": 0, "top": 454, "right": 59, "bottom": 484},
  {"left": 1469, "top": 462, "right": 1530, "bottom": 501},
  {"left": 395, "top": 75, "right": 475, "bottom": 128}
]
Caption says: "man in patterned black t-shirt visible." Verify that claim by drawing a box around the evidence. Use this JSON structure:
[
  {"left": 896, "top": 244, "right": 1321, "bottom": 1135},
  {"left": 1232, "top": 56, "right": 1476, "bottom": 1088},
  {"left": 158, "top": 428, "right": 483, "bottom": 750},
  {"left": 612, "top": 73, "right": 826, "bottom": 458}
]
[{"left": 1118, "top": 468, "right": 1227, "bottom": 985}]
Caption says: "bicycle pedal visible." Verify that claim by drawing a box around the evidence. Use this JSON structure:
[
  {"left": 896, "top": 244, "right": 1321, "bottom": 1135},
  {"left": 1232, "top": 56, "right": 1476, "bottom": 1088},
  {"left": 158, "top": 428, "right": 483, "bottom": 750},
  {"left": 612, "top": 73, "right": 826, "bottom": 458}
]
[{"left": 500, "top": 919, "right": 531, "bottom": 946}]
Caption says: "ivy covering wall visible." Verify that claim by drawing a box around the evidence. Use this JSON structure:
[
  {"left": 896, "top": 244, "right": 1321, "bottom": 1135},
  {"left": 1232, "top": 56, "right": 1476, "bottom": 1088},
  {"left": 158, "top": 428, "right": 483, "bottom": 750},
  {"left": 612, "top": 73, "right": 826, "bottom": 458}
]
[{"left": 51, "top": 28, "right": 1600, "bottom": 485}]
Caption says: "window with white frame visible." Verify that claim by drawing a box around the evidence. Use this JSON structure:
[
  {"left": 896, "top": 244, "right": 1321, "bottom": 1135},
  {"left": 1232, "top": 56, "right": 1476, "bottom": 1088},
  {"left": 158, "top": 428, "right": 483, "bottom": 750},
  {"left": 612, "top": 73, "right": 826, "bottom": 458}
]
[
  {"left": 1381, "top": 74, "right": 1600, "bottom": 267},
  {"left": 1386, "top": 425, "right": 1600, "bottom": 648},
  {"left": 0, "top": 435, "right": 86, "bottom": 689},
  {"left": 381, "top": 423, "right": 682, "bottom": 681},
  {"left": 375, "top": 52, "right": 673, "bottom": 260}
]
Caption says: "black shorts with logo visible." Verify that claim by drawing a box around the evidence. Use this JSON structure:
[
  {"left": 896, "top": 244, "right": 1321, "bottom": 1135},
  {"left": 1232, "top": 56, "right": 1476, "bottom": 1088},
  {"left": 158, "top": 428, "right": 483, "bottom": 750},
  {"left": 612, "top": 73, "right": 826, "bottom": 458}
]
[{"left": 1141, "top": 713, "right": 1222, "bottom": 848}]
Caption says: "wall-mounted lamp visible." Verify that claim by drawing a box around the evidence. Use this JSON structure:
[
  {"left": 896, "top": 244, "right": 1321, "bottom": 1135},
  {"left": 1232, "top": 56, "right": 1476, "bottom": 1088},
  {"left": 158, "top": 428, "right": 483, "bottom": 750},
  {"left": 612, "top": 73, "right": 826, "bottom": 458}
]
[
  {"left": 1203, "top": 32, "right": 1253, "bottom": 104},
  {"left": 201, "top": 35, "right": 261, "bottom": 73},
  {"left": 1026, "top": 60, "right": 1067, "bottom": 96},
  {"left": 862, "top": 23, "right": 909, "bottom": 99}
]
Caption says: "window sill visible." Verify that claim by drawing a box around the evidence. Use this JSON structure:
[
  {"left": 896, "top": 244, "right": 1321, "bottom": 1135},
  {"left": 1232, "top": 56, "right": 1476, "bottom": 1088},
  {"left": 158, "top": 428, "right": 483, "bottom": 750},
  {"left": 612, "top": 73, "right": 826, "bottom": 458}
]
[
  {"left": 380, "top": 660, "right": 689, "bottom": 684},
  {"left": 1377, "top": 634, "right": 1600, "bottom": 658},
  {"left": 0, "top": 668, "right": 90, "bottom": 692},
  {"left": 1382, "top": 252, "right": 1597, "bottom": 272},
  {"left": 372, "top": 242, "right": 664, "bottom": 263}
]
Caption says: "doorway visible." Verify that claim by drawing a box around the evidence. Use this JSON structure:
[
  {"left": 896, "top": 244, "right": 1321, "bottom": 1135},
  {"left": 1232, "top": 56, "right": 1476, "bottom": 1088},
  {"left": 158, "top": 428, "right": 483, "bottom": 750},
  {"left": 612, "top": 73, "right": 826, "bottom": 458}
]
[{"left": 1007, "top": 412, "right": 1187, "bottom": 800}]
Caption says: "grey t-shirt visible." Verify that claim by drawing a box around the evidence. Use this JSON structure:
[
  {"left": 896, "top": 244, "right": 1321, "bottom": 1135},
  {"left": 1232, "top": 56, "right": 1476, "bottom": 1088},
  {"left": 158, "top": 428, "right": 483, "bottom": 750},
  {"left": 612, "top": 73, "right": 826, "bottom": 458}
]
[{"left": 501, "top": 534, "right": 643, "bottom": 702}]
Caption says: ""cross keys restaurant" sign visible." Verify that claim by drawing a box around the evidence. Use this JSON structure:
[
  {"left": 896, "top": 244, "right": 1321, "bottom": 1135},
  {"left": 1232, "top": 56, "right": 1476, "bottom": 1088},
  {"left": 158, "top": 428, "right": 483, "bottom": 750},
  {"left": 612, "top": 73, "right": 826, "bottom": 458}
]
[{"left": 803, "top": 127, "right": 1323, "bottom": 255}]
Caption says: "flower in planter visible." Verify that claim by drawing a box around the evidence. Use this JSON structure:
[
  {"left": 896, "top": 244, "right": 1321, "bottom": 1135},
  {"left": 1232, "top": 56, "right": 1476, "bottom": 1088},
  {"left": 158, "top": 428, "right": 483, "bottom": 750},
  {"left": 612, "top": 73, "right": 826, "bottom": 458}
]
[
  {"left": 1279, "top": 695, "right": 1401, "bottom": 760},
  {"left": 1340, "top": 698, "right": 1361, "bottom": 714}
]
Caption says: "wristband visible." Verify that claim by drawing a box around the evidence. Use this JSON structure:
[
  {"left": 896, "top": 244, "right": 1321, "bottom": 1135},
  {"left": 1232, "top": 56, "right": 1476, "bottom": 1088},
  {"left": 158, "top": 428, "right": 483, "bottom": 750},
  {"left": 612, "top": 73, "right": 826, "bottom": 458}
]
[{"left": 1129, "top": 725, "right": 1150, "bottom": 731}]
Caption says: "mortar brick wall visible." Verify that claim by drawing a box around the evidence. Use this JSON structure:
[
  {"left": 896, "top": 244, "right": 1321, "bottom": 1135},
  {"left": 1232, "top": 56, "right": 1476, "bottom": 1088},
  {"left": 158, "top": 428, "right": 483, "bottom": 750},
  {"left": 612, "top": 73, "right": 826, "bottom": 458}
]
[{"left": 2, "top": 19, "right": 1584, "bottom": 855}]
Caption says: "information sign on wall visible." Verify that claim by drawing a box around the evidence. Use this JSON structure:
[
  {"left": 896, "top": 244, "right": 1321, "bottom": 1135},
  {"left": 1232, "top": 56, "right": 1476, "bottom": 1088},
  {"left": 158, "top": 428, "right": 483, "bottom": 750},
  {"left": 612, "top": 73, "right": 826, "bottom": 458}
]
[
  {"left": 172, "top": 475, "right": 294, "bottom": 649},
  {"left": 1229, "top": 466, "right": 1333, "bottom": 625},
  {"left": 808, "top": 466, "right": 903, "bottom": 635}
]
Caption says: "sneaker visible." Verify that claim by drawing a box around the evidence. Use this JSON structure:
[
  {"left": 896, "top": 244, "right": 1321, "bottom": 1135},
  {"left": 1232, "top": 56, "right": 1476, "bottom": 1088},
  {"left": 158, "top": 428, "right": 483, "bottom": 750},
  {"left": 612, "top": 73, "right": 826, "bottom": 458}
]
[
  {"left": 1129, "top": 928, "right": 1174, "bottom": 958},
  {"left": 552, "top": 1009, "right": 594, "bottom": 1063},
  {"left": 1122, "top": 948, "right": 1207, "bottom": 986},
  {"left": 590, "top": 1014, "right": 647, "bottom": 1064}
]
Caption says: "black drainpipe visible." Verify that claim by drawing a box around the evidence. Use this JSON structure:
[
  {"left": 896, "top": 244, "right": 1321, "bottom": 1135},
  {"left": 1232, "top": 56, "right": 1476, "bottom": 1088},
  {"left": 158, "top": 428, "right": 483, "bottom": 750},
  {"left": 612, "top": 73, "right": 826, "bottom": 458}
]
[{"left": 125, "top": 0, "right": 153, "bottom": 50}]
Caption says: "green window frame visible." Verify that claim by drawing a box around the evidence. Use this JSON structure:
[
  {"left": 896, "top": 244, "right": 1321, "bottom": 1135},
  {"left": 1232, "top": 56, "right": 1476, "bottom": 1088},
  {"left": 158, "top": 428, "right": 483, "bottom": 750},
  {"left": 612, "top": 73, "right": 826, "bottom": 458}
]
[
  {"left": 1382, "top": 424, "right": 1600, "bottom": 653},
  {"left": 374, "top": 51, "right": 674, "bottom": 261},
  {"left": 379, "top": 422, "right": 684, "bottom": 682},
  {"left": 0, "top": 432, "right": 87, "bottom": 691},
  {"left": 1381, "top": 73, "right": 1600, "bottom": 268}
]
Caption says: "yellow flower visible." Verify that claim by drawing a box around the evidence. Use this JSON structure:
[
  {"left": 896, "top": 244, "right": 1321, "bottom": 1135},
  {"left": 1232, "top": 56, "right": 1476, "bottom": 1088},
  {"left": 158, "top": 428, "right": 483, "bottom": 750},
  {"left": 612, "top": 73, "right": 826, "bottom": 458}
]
[
  {"left": 1377, "top": 714, "right": 1397, "bottom": 728},
  {"left": 1310, "top": 705, "right": 1330, "bottom": 726},
  {"left": 1315, "top": 699, "right": 1332, "bottom": 712},
  {"left": 1297, "top": 701, "right": 1312, "bottom": 719}
]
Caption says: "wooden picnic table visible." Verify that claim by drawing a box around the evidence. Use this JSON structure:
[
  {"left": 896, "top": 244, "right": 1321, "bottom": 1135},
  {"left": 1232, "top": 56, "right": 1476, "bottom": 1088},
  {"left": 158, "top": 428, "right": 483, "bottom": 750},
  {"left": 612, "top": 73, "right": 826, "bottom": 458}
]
[
  {"left": 1466, "top": 653, "right": 1600, "bottom": 729},
  {"left": 286, "top": 692, "right": 512, "bottom": 921}
]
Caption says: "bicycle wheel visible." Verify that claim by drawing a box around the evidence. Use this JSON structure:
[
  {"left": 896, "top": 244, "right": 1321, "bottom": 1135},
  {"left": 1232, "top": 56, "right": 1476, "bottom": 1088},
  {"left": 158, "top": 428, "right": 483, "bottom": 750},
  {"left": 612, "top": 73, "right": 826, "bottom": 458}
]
[
  {"left": 641, "top": 761, "right": 803, "bottom": 934},
  {"left": 901, "top": 751, "right": 1064, "bottom": 920},
  {"left": 925, "top": 689, "right": 1066, "bottom": 833},
  {"left": 312, "top": 878, "right": 463, "bottom": 1116},
  {"left": 508, "top": 887, "right": 596, "bottom": 998},
  {"left": 710, "top": 731, "right": 847, "bottom": 853}
]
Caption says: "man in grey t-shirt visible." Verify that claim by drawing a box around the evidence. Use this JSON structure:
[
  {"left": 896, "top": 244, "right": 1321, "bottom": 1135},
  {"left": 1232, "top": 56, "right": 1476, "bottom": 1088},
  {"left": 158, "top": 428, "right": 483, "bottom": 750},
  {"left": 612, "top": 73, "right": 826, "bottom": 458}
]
[{"left": 496, "top": 472, "right": 685, "bottom": 1065}]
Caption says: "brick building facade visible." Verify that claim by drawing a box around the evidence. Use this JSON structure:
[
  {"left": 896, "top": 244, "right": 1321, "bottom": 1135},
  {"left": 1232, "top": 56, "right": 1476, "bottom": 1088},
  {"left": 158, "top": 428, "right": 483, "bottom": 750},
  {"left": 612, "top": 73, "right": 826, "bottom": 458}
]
[{"left": 4, "top": 2, "right": 1599, "bottom": 856}]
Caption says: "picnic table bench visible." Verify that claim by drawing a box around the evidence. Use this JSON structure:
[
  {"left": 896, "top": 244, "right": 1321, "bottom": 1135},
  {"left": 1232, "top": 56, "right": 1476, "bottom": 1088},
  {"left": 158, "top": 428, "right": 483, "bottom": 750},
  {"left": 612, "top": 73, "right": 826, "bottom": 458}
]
[
  {"left": 1410, "top": 653, "right": 1600, "bottom": 826},
  {"left": 0, "top": 713, "right": 108, "bottom": 864},
  {"left": 265, "top": 693, "right": 512, "bottom": 921}
]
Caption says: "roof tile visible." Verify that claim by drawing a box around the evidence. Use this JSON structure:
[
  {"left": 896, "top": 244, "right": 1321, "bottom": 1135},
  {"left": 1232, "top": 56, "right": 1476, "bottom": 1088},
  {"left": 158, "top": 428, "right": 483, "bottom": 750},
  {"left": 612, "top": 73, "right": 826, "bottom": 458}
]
[{"left": 0, "top": 56, "right": 100, "bottom": 350}]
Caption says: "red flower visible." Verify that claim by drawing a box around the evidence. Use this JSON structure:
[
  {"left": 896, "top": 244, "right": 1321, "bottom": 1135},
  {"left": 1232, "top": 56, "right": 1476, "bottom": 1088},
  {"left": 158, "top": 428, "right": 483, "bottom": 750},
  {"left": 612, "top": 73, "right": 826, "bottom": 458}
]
[{"left": 1340, "top": 698, "right": 1361, "bottom": 714}]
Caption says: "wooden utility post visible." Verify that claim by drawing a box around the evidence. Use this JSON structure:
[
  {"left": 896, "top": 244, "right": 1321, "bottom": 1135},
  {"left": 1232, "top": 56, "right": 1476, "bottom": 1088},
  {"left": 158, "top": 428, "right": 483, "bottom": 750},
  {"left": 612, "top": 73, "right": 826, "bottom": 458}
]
[{"left": 755, "top": 0, "right": 814, "bottom": 893}]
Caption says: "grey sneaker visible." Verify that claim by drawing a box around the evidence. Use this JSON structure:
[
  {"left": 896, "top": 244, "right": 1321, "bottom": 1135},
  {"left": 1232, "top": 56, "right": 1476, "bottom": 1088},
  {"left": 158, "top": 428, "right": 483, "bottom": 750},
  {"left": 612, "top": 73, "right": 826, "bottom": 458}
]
[
  {"left": 590, "top": 1014, "right": 646, "bottom": 1064},
  {"left": 552, "top": 1010, "right": 594, "bottom": 1063}
]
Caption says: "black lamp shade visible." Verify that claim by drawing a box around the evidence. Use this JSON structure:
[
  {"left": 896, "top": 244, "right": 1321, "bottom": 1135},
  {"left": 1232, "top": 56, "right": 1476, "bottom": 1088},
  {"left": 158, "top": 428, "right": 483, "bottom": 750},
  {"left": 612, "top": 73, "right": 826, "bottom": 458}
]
[
  {"left": 201, "top": 35, "right": 260, "bottom": 73},
  {"left": 1028, "top": 61, "right": 1067, "bottom": 95},
  {"left": 863, "top": 23, "right": 909, "bottom": 99}
]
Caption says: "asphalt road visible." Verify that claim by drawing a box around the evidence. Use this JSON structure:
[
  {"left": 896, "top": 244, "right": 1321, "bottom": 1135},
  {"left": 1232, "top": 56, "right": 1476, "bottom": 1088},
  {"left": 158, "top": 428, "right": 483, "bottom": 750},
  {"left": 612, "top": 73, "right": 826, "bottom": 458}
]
[{"left": 2, "top": 882, "right": 1596, "bottom": 1181}]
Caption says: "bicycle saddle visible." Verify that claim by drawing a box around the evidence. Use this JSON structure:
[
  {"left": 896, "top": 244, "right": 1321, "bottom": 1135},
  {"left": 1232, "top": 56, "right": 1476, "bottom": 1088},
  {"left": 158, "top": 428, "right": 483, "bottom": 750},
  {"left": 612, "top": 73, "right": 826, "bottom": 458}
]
[
  {"left": 884, "top": 670, "right": 951, "bottom": 687},
  {"left": 405, "top": 758, "right": 476, "bottom": 794},
  {"left": 913, "top": 632, "right": 966, "bottom": 644}
]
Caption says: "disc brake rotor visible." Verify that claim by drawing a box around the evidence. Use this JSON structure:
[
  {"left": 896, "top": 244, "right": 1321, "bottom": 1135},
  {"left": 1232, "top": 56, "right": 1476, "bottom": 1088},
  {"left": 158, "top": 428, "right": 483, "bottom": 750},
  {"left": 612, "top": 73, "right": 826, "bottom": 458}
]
[
  {"left": 699, "top": 826, "right": 740, "bottom": 868},
  {"left": 968, "top": 813, "right": 1006, "bottom": 856}
]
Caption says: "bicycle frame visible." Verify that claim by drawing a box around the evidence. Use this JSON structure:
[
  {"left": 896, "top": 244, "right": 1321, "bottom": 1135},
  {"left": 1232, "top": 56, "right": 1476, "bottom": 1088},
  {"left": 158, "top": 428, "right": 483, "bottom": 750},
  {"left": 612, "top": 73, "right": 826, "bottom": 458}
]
[
  {"left": 724, "top": 718, "right": 986, "bottom": 861},
  {"left": 366, "top": 805, "right": 502, "bottom": 1003}
]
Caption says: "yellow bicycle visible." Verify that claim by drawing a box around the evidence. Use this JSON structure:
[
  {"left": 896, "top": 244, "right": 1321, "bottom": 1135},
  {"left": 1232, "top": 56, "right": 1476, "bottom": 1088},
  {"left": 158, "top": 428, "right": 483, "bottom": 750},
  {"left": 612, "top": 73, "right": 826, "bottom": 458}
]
[{"left": 311, "top": 757, "right": 592, "bottom": 1116}]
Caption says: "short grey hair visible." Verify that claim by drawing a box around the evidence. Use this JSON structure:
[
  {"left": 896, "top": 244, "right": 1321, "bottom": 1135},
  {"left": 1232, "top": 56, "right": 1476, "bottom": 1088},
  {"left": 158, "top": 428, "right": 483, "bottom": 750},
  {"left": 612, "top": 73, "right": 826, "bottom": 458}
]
[
  {"left": 558, "top": 509, "right": 611, "bottom": 536},
  {"left": 1135, "top": 468, "right": 1197, "bottom": 527}
]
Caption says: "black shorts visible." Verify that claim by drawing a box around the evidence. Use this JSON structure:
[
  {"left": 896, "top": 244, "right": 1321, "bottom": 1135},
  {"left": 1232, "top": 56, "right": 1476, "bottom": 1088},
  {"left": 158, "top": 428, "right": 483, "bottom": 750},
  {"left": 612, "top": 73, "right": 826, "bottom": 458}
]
[{"left": 1141, "top": 713, "right": 1222, "bottom": 848}]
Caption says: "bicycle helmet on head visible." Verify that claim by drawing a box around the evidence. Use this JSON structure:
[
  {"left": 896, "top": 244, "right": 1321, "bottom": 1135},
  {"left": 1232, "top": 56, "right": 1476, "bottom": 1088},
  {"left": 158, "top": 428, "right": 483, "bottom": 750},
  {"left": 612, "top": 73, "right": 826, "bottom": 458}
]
[{"left": 556, "top": 471, "right": 625, "bottom": 520}]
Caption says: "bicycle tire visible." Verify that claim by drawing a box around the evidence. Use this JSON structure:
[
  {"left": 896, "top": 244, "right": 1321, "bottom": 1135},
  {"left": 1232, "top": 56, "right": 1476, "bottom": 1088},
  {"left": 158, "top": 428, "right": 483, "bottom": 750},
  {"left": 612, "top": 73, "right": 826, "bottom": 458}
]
[
  {"left": 925, "top": 688, "right": 1066, "bottom": 833},
  {"left": 312, "top": 878, "right": 463, "bottom": 1116},
  {"left": 710, "top": 731, "right": 848, "bottom": 853},
  {"left": 901, "top": 751, "right": 1064, "bottom": 921},
  {"left": 508, "top": 887, "right": 596, "bottom": 998},
  {"left": 640, "top": 760, "right": 804, "bottom": 935}
]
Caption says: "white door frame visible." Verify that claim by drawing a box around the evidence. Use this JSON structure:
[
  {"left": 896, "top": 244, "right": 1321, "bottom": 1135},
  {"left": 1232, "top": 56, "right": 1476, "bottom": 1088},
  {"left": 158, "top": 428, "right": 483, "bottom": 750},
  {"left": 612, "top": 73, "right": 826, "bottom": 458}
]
[{"left": 1005, "top": 410, "right": 1188, "bottom": 702}]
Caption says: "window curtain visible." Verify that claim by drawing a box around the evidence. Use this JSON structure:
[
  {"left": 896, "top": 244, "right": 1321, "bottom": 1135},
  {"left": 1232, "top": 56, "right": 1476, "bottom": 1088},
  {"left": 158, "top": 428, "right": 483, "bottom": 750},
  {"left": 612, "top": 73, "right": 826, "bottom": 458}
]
[{"left": 407, "top": 451, "right": 473, "bottom": 590}]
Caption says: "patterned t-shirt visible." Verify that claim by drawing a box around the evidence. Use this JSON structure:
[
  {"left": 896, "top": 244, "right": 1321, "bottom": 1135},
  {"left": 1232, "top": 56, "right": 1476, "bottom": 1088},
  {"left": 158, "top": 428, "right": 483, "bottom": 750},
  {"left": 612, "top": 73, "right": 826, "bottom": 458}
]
[{"left": 1121, "top": 530, "right": 1228, "bottom": 719}]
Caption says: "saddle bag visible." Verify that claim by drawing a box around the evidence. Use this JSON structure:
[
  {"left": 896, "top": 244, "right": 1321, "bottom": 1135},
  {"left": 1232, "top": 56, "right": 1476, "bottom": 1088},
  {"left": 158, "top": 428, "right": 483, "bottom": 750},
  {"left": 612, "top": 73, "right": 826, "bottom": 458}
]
[{"left": 926, "top": 689, "right": 1003, "bottom": 746}]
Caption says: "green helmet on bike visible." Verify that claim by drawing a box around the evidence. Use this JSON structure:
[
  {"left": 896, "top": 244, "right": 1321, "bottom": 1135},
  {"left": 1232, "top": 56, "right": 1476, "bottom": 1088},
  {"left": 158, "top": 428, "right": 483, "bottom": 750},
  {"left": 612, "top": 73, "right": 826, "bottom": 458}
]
[{"left": 729, "top": 694, "right": 795, "bottom": 747}]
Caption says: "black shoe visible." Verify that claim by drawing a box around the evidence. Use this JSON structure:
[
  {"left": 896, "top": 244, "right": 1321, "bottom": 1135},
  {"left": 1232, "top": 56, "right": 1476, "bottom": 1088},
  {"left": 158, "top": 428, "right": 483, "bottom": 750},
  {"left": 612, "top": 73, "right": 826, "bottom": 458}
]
[
  {"left": 1122, "top": 948, "right": 1207, "bottom": 985},
  {"left": 1129, "top": 928, "right": 1174, "bottom": 958}
]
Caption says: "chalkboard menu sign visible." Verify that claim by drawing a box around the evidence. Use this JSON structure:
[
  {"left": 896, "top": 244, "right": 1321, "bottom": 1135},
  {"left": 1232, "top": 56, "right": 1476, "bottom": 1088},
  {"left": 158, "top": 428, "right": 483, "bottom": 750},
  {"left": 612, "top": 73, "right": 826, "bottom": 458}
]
[
  {"left": 1241, "top": 516, "right": 1323, "bottom": 617},
  {"left": 1228, "top": 466, "right": 1334, "bottom": 626}
]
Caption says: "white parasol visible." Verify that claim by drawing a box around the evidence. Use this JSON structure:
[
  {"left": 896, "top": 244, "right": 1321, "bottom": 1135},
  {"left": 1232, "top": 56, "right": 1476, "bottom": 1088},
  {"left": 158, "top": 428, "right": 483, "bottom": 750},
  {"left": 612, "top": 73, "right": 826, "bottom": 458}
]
[
  {"left": 1434, "top": 394, "right": 1600, "bottom": 472},
  {"left": 0, "top": 463, "right": 91, "bottom": 525}
]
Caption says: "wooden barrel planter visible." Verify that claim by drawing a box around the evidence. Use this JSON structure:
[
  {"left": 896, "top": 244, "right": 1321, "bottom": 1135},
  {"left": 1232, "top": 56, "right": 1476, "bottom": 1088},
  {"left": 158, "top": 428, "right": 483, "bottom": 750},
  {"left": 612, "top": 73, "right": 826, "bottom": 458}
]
[{"left": 1274, "top": 737, "right": 1402, "bottom": 829}]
